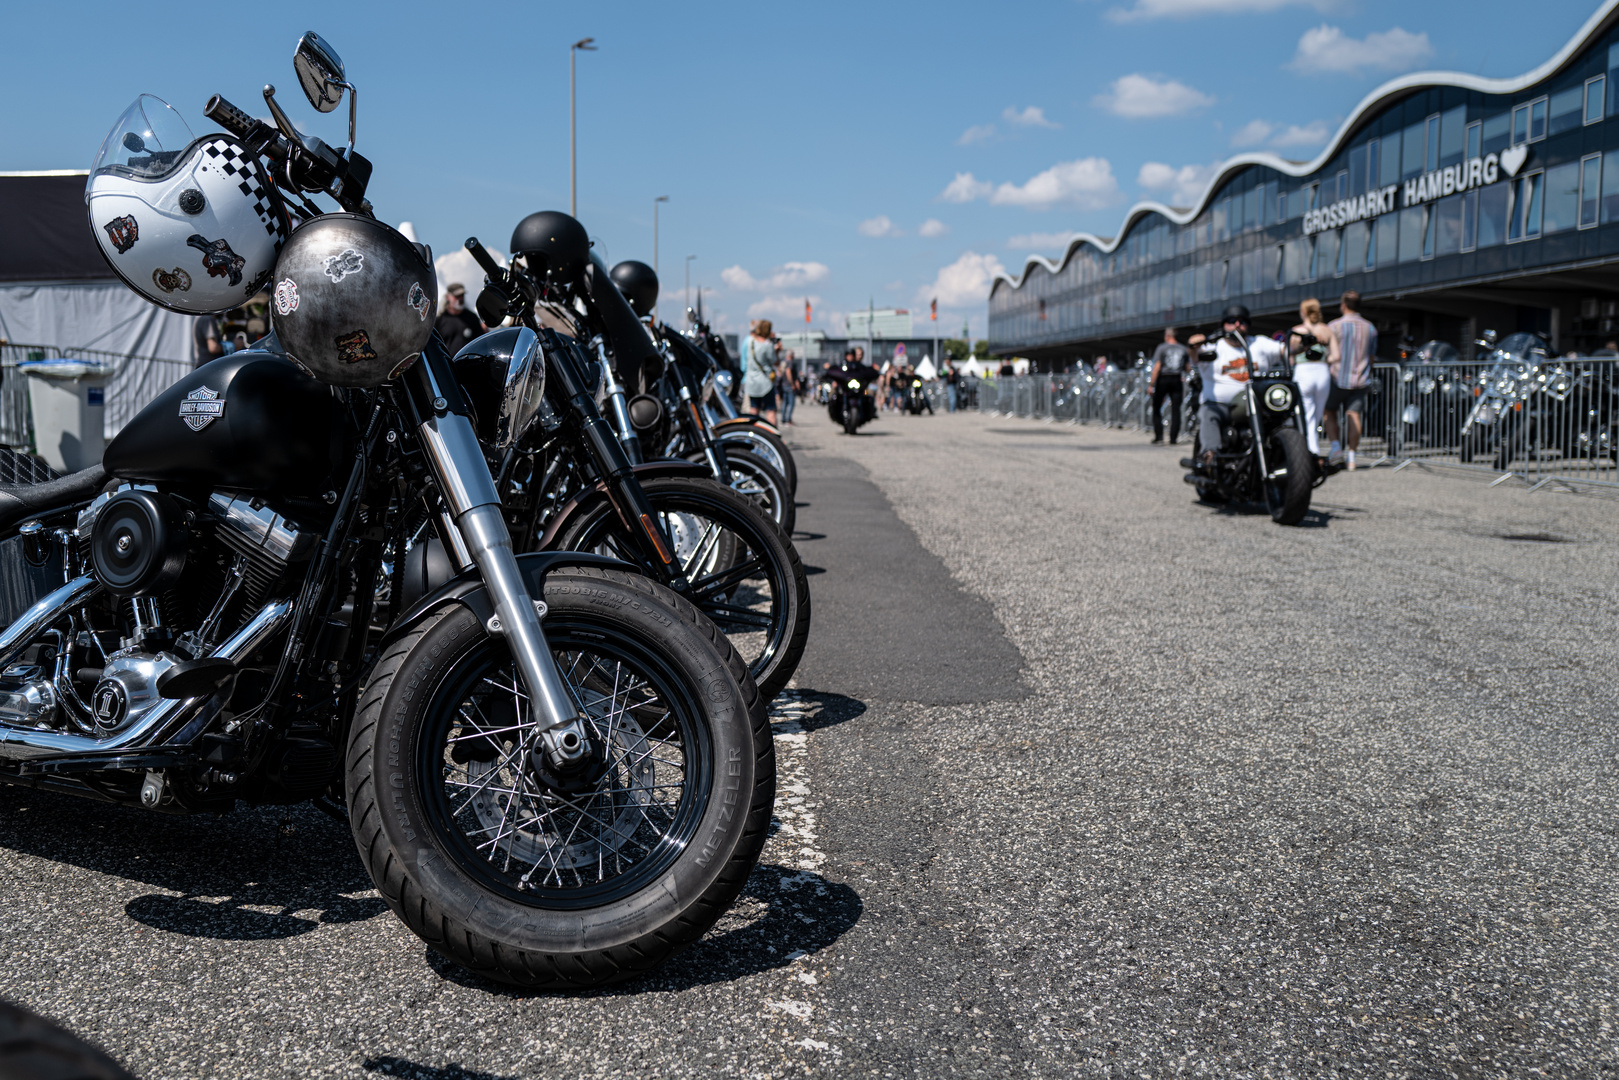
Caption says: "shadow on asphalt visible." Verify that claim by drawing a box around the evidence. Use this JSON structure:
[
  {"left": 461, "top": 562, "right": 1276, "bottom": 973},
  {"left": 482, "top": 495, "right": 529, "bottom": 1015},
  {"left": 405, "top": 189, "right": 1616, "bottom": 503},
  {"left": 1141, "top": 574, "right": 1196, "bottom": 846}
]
[
  {"left": 423, "top": 863, "right": 863, "bottom": 998},
  {"left": 0, "top": 787, "right": 386, "bottom": 941},
  {"left": 1198, "top": 499, "right": 1344, "bottom": 528},
  {"left": 782, "top": 689, "right": 867, "bottom": 733},
  {"left": 363, "top": 1057, "right": 517, "bottom": 1080}
]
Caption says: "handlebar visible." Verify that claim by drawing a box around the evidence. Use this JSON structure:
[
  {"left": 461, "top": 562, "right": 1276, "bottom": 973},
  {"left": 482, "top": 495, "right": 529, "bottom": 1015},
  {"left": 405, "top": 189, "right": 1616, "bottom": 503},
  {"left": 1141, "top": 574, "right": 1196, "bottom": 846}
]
[
  {"left": 204, "top": 95, "right": 257, "bottom": 140},
  {"left": 464, "top": 237, "right": 506, "bottom": 284}
]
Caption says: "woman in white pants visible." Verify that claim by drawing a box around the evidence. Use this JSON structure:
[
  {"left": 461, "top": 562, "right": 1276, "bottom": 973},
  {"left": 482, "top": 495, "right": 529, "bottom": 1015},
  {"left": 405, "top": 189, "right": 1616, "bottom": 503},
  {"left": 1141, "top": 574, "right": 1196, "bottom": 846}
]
[{"left": 1290, "top": 298, "right": 1334, "bottom": 460}]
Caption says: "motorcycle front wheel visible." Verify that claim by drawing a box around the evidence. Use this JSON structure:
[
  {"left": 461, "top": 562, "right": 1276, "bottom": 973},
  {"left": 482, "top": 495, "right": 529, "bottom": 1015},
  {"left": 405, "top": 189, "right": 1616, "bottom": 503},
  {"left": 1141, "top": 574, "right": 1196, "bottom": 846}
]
[
  {"left": 347, "top": 567, "right": 773, "bottom": 989},
  {"left": 1266, "top": 427, "right": 1313, "bottom": 526}
]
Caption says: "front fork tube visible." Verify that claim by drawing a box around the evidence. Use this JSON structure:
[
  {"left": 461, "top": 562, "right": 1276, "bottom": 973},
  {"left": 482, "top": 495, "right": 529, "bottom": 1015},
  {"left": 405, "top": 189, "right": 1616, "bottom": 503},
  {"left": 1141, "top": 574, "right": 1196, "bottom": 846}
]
[
  {"left": 603, "top": 380, "right": 644, "bottom": 465},
  {"left": 1248, "top": 387, "right": 1273, "bottom": 507},
  {"left": 680, "top": 383, "right": 731, "bottom": 484},
  {"left": 407, "top": 362, "right": 586, "bottom": 758}
]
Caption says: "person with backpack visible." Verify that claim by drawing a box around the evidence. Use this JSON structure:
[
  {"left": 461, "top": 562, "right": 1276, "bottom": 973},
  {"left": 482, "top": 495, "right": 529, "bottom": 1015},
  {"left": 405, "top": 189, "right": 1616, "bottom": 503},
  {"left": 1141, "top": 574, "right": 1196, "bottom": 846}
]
[{"left": 742, "top": 319, "right": 780, "bottom": 424}]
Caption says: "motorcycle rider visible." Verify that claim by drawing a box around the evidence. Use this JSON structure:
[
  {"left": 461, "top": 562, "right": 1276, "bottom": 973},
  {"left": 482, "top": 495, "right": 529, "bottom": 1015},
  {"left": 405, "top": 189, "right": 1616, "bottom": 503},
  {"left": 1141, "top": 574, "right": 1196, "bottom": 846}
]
[{"left": 1194, "top": 304, "right": 1284, "bottom": 465}]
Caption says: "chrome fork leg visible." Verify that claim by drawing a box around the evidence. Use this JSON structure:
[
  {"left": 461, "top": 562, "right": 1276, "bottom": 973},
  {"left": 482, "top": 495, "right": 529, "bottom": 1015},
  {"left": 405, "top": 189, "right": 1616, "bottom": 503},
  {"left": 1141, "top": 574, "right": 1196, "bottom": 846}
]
[{"left": 416, "top": 411, "right": 586, "bottom": 760}]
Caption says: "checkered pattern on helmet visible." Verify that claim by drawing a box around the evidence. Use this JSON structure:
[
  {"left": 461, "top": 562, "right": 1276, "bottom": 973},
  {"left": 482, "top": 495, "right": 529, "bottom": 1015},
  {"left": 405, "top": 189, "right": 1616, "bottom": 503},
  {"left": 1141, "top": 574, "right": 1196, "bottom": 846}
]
[{"left": 202, "top": 139, "right": 284, "bottom": 240}]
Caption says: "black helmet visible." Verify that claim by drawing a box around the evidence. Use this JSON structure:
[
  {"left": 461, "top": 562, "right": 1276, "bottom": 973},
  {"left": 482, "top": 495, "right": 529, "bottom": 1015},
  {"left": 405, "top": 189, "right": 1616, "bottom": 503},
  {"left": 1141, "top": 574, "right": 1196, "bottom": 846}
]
[
  {"left": 1221, "top": 303, "right": 1251, "bottom": 323},
  {"left": 270, "top": 214, "right": 436, "bottom": 387},
  {"left": 609, "top": 260, "right": 659, "bottom": 318},
  {"left": 510, "top": 211, "right": 590, "bottom": 282}
]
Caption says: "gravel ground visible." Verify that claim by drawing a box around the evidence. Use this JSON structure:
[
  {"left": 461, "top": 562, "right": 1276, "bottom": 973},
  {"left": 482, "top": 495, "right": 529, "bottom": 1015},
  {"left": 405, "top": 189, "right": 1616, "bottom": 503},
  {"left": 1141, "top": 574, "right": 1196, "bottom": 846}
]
[{"left": 2, "top": 405, "right": 1617, "bottom": 1078}]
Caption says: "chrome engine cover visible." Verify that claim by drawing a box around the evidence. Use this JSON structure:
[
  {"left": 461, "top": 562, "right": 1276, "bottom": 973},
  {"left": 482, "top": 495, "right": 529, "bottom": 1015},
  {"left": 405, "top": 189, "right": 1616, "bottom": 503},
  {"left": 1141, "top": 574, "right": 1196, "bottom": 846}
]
[{"left": 89, "top": 651, "right": 182, "bottom": 734}]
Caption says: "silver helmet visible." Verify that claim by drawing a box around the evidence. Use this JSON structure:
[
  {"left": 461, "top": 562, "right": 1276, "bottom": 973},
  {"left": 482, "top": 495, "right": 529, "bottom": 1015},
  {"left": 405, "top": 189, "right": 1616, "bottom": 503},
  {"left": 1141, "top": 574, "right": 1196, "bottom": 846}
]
[{"left": 269, "top": 214, "right": 436, "bottom": 387}]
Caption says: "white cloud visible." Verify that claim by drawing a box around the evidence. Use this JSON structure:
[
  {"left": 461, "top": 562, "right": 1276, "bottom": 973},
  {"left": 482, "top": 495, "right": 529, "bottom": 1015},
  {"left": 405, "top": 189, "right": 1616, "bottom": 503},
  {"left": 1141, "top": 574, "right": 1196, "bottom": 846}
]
[
  {"left": 1003, "top": 105, "right": 1059, "bottom": 129},
  {"left": 1137, "top": 161, "right": 1217, "bottom": 207},
  {"left": 1289, "top": 24, "right": 1433, "bottom": 75},
  {"left": 1231, "top": 119, "right": 1275, "bottom": 148},
  {"left": 1006, "top": 231, "right": 1080, "bottom": 250},
  {"left": 858, "top": 215, "right": 901, "bottom": 238},
  {"left": 746, "top": 294, "right": 822, "bottom": 321},
  {"left": 941, "top": 172, "right": 995, "bottom": 203},
  {"left": 918, "top": 252, "right": 1008, "bottom": 309},
  {"left": 957, "top": 123, "right": 997, "bottom": 145},
  {"left": 942, "top": 160, "right": 1121, "bottom": 212},
  {"left": 1108, "top": 0, "right": 1333, "bottom": 20},
  {"left": 1270, "top": 119, "right": 1331, "bottom": 148},
  {"left": 720, "top": 261, "right": 831, "bottom": 291},
  {"left": 918, "top": 218, "right": 950, "bottom": 238},
  {"left": 1094, "top": 74, "right": 1215, "bottom": 119},
  {"left": 1231, "top": 117, "right": 1332, "bottom": 150}
]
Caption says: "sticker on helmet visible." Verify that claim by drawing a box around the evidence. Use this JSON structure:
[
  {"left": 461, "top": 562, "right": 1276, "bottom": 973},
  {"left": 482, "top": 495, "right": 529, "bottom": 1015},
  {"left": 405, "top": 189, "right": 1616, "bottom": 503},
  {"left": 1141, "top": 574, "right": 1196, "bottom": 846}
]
[
  {"left": 324, "top": 249, "right": 365, "bottom": 283},
  {"left": 274, "top": 278, "right": 299, "bottom": 315},
  {"left": 151, "top": 267, "right": 192, "bottom": 294},
  {"left": 388, "top": 353, "right": 421, "bottom": 380},
  {"left": 104, "top": 216, "right": 139, "bottom": 254},
  {"left": 179, "top": 385, "right": 225, "bottom": 432},
  {"left": 407, "top": 282, "right": 430, "bottom": 321},
  {"left": 186, "top": 234, "right": 246, "bottom": 286},
  {"left": 334, "top": 329, "right": 379, "bottom": 366}
]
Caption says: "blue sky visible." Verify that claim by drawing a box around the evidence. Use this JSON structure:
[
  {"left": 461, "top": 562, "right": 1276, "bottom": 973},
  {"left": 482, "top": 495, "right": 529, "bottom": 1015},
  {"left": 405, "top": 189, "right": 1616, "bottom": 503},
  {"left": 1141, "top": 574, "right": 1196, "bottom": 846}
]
[{"left": 0, "top": 0, "right": 1606, "bottom": 339}]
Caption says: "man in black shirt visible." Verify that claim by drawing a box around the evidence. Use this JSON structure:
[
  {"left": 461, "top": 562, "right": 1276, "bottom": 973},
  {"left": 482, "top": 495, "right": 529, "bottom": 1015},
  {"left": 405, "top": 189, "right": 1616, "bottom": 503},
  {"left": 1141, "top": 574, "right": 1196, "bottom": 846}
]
[
  {"left": 434, "top": 283, "right": 484, "bottom": 355},
  {"left": 1147, "top": 326, "right": 1190, "bottom": 444}
]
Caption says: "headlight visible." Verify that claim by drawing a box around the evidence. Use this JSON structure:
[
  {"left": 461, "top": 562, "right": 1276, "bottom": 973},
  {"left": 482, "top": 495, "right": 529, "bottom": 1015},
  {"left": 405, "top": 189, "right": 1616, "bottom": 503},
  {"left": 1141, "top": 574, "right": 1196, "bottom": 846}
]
[
  {"left": 494, "top": 327, "right": 546, "bottom": 452},
  {"left": 1264, "top": 383, "right": 1294, "bottom": 411},
  {"left": 848, "top": 379, "right": 860, "bottom": 390},
  {"left": 912, "top": 380, "right": 922, "bottom": 387}
]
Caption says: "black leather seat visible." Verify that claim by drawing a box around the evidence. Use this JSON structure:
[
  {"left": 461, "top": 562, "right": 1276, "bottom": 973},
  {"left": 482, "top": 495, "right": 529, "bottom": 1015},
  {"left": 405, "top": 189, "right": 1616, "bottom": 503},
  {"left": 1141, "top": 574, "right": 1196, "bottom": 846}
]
[{"left": 0, "top": 465, "right": 108, "bottom": 532}]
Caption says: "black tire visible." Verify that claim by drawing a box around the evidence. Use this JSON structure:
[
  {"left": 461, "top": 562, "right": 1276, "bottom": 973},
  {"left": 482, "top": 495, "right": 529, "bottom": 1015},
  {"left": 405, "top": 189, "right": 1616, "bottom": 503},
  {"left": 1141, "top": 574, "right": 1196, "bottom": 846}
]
[
  {"left": 347, "top": 567, "right": 774, "bottom": 990},
  {"left": 1267, "top": 427, "right": 1313, "bottom": 525},
  {"left": 716, "top": 422, "right": 797, "bottom": 495},
  {"left": 556, "top": 477, "right": 810, "bottom": 702},
  {"left": 706, "top": 447, "right": 794, "bottom": 536},
  {"left": 843, "top": 407, "right": 860, "bottom": 435},
  {"left": 0, "top": 999, "right": 135, "bottom": 1080}
]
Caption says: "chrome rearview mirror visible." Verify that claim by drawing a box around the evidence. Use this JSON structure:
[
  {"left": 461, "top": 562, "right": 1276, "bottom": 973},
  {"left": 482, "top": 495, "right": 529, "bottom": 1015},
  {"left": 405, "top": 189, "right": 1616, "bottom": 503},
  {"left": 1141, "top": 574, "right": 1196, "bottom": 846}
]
[{"left": 294, "top": 31, "right": 358, "bottom": 152}]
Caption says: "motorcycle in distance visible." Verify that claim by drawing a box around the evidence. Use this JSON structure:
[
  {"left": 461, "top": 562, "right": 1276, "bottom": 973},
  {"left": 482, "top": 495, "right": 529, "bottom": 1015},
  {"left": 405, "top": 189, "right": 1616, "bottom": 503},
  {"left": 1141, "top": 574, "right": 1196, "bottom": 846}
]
[
  {"left": 20, "top": 33, "right": 773, "bottom": 990},
  {"left": 824, "top": 362, "right": 879, "bottom": 435},
  {"left": 1180, "top": 329, "right": 1317, "bottom": 525},
  {"left": 903, "top": 371, "right": 934, "bottom": 415}
]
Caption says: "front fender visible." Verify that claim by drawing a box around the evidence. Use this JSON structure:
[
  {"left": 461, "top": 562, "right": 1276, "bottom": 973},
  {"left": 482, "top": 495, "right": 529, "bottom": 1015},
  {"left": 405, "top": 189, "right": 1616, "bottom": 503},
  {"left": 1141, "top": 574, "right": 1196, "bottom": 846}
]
[
  {"left": 712, "top": 416, "right": 781, "bottom": 437},
  {"left": 378, "top": 550, "right": 635, "bottom": 652},
  {"left": 535, "top": 459, "right": 710, "bottom": 551}
]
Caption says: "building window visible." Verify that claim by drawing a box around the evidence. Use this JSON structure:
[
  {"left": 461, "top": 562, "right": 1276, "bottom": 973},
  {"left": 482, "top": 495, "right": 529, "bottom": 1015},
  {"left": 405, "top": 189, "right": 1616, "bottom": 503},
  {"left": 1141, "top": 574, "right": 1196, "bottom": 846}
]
[
  {"left": 1336, "top": 170, "right": 1348, "bottom": 204},
  {"left": 1542, "top": 161, "right": 1581, "bottom": 234},
  {"left": 1482, "top": 112, "right": 1510, "bottom": 155},
  {"left": 1587, "top": 75, "right": 1606, "bottom": 124},
  {"left": 1348, "top": 144, "right": 1368, "bottom": 197},
  {"left": 1466, "top": 120, "right": 1481, "bottom": 162},
  {"left": 1380, "top": 129, "right": 1402, "bottom": 186},
  {"left": 1399, "top": 205, "right": 1427, "bottom": 263},
  {"left": 1508, "top": 170, "right": 1544, "bottom": 241},
  {"left": 1367, "top": 139, "right": 1381, "bottom": 190},
  {"left": 1402, "top": 121, "right": 1425, "bottom": 177},
  {"left": 1531, "top": 97, "right": 1547, "bottom": 141},
  {"left": 1220, "top": 260, "right": 1230, "bottom": 299},
  {"left": 1602, "top": 149, "right": 1619, "bottom": 224},
  {"left": 1273, "top": 244, "right": 1285, "bottom": 289},
  {"left": 1580, "top": 154, "right": 1601, "bottom": 229},
  {"left": 1376, "top": 214, "right": 1399, "bottom": 267},
  {"left": 1462, "top": 189, "right": 1479, "bottom": 252},
  {"left": 1425, "top": 114, "right": 1441, "bottom": 173},
  {"left": 1478, "top": 181, "right": 1510, "bottom": 247},
  {"left": 1511, "top": 103, "right": 1529, "bottom": 145},
  {"left": 1344, "top": 221, "right": 1367, "bottom": 274},
  {"left": 1550, "top": 85, "right": 1583, "bottom": 136},
  {"left": 1439, "top": 106, "right": 1466, "bottom": 167},
  {"left": 1434, "top": 193, "right": 1464, "bottom": 256}
]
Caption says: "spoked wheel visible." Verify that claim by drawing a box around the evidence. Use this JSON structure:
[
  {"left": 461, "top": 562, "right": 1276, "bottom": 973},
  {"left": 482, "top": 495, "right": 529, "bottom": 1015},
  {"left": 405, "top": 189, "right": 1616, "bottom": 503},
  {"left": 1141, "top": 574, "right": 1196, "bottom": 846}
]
[
  {"left": 348, "top": 567, "right": 773, "bottom": 989},
  {"left": 554, "top": 477, "right": 810, "bottom": 702},
  {"left": 697, "top": 447, "right": 794, "bottom": 536},
  {"left": 714, "top": 421, "right": 797, "bottom": 495}
]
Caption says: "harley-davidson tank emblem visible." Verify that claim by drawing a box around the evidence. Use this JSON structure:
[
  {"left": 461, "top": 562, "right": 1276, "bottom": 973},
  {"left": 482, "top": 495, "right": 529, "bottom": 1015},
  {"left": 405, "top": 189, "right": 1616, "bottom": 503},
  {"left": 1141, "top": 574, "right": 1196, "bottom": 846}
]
[
  {"left": 407, "top": 281, "right": 430, "bottom": 320},
  {"left": 324, "top": 248, "right": 365, "bottom": 282},
  {"left": 179, "top": 385, "right": 224, "bottom": 431},
  {"left": 186, "top": 234, "right": 245, "bottom": 286},
  {"left": 103, "top": 215, "right": 139, "bottom": 254},
  {"left": 151, "top": 267, "right": 192, "bottom": 294},
  {"left": 274, "top": 278, "right": 299, "bottom": 315},
  {"left": 334, "top": 329, "right": 378, "bottom": 365}
]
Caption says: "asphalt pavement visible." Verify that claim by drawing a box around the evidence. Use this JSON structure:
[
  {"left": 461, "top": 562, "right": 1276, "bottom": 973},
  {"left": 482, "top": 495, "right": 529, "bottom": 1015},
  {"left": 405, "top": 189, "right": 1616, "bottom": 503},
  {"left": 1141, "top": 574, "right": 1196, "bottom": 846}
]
[{"left": 3, "top": 403, "right": 1619, "bottom": 1077}]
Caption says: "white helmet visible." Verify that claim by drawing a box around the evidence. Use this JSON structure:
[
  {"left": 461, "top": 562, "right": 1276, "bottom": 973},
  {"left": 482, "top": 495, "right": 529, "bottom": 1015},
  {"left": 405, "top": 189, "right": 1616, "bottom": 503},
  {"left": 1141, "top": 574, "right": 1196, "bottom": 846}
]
[{"left": 85, "top": 95, "right": 287, "bottom": 315}]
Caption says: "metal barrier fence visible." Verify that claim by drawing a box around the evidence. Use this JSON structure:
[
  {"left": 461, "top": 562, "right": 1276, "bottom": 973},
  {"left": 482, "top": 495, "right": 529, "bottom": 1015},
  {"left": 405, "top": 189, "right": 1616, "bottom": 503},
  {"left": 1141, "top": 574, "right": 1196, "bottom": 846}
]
[
  {"left": 0, "top": 343, "right": 190, "bottom": 451},
  {"left": 970, "top": 358, "right": 1619, "bottom": 492}
]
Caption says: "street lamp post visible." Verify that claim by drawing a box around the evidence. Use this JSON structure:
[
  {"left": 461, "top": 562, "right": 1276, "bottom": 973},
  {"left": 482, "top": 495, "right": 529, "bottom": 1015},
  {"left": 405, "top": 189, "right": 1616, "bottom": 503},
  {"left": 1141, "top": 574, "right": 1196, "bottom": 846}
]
[
  {"left": 653, "top": 195, "right": 668, "bottom": 321},
  {"left": 569, "top": 37, "right": 596, "bottom": 219},
  {"left": 684, "top": 254, "right": 696, "bottom": 316}
]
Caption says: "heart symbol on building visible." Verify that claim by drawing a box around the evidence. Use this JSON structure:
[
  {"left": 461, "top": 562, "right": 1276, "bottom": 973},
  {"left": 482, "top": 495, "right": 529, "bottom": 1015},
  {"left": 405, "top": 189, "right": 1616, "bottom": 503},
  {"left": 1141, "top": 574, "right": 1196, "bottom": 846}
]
[{"left": 1500, "top": 144, "right": 1529, "bottom": 177}]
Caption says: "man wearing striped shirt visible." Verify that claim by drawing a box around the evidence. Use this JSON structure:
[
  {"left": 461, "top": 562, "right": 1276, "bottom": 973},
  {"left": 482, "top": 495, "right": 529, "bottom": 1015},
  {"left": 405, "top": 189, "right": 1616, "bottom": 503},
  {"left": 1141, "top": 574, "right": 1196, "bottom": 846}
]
[{"left": 1326, "top": 290, "right": 1377, "bottom": 470}]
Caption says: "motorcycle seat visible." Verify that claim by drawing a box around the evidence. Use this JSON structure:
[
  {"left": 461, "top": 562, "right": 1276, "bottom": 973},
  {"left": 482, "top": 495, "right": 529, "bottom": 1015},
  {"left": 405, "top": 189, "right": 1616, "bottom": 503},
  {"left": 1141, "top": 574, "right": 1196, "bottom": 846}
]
[{"left": 0, "top": 464, "right": 108, "bottom": 532}]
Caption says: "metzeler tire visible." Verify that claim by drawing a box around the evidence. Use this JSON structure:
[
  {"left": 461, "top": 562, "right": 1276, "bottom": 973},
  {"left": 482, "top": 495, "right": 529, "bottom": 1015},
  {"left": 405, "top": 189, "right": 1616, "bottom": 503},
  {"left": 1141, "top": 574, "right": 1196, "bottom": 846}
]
[
  {"left": 346, "top": 567, "right": 774, "bottom": 989},
  {"left": 1268, "top": 427, "right": 1314, "bottom": 526},
  {"left": 555, "top": 477, "right": 810, "bottom": 702}
]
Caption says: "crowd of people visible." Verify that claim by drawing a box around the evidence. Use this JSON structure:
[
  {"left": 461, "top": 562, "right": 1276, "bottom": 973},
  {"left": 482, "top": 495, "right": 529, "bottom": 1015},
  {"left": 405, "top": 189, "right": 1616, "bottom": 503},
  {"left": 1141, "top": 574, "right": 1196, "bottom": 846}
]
[{"left": 1145, "top": 290, "right": 1376, "bottom": 471}]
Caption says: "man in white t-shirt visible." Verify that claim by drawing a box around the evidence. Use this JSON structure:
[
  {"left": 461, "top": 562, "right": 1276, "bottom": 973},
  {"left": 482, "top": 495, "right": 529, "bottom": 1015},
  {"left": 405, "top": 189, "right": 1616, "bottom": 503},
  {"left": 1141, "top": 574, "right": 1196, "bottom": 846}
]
[{"left": 1195, "top": 304, "right": 1284, "bottom": 462}]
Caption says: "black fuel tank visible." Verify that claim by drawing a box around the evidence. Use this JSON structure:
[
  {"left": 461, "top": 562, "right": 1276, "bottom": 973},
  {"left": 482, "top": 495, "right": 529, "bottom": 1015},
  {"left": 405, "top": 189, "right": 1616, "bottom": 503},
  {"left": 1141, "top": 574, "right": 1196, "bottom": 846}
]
[{"left": 104, "top": 352, "right": 347, "bottom": 496}]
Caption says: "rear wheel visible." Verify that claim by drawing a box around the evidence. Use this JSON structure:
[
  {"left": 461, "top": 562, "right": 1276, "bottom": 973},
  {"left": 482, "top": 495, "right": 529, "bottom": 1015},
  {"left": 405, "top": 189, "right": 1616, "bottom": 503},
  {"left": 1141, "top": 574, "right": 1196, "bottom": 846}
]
[
  {"left": 1267, "top": 427, "right": 1313, "bottom": 525},
  {"left": 347, "top": 567, "right": 773, "bottom": 989}
]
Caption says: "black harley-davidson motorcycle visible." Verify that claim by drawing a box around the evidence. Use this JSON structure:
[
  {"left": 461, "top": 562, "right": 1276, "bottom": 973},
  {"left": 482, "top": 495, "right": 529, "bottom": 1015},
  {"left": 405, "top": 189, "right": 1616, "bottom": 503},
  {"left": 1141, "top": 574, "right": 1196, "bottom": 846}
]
[
  {"left": 824, "top": 363, "right": 878, "bottom": 435},
  {"left": 0, "top": 34, "right": 773, "bottom": 990},
  {"left": 902, "top": 372, "right": 933, "bottom": 415},
  {"left": 1180, "top": 331, "right": 1316, "bottom": 525},
  {"left": 454, "top": 234, "right": 811, "bottom": 703}
]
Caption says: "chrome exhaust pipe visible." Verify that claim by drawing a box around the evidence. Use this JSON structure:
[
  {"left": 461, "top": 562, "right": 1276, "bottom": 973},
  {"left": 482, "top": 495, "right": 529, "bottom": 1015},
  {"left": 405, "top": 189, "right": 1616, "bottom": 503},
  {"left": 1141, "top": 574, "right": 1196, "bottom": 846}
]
[{"left": 0, "top": 598, "right": 293, "bottom": 761}]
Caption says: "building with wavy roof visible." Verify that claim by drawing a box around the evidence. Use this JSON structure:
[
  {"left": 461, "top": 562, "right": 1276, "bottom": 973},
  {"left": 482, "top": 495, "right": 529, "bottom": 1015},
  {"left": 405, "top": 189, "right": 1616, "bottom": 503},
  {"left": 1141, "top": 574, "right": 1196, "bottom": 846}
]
[{"left": 987, "top": 1, "right": 1619, "bottom": 365}]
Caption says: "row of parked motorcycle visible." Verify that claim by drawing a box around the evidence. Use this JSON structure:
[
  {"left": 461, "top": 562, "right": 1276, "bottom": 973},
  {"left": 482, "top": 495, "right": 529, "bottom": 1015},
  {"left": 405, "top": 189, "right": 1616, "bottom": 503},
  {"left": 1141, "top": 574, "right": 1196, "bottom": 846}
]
[{"left": 0, "top": 32, "right": 815, "bottom": 993}]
